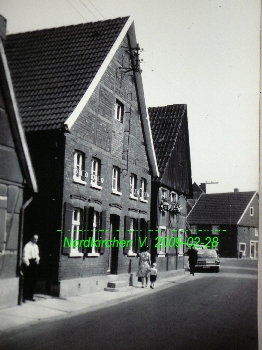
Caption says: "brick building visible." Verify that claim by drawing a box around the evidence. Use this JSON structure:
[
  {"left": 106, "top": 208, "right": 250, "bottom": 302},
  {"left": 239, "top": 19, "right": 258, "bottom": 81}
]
[
  {"left": 0, "top": 16, "right": 37, "bottom": 308},
  {"left": 187, "top": 190, "right": 258, "bottom": 258},
  {"left": 6, "top": 17, "right": 158, "bottom": 297},
  {"left": 148, "top": 105, "right": 192, "bottom": 272}
]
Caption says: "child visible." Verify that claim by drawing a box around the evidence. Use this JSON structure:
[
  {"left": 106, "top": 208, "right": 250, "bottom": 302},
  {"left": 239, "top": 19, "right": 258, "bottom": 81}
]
[{"left": 150, "top": 263, "right": 157, "bottom": 289}]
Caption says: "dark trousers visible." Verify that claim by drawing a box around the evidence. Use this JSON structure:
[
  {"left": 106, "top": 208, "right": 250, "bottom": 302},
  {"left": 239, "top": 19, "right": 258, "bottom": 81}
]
[
  {"left": 189, "top": 261, "right": 195, "bottom": 275},
  {"left": 23, "top": 259, "right": 37, "bottom": 300}
]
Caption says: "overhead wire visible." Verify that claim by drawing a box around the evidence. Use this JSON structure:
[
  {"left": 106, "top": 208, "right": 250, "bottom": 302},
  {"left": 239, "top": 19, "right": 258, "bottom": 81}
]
[
  {"left": 65, "top": 0, "right": 88, "bottom": 22},
  {"left": 78, "top": 0, "right": 100, "bottom": 21}
]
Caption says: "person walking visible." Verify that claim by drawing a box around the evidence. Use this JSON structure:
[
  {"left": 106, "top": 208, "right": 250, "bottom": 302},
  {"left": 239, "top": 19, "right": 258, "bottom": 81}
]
[
  {"left": 137, "top": 246, "right": 151, "bottom": 288},
  {"left": 150, "top": 263, "right": 157, "bottom": 289},
  {"left": 22, "top": 234, "right": 40, "bottom": 302},
  {"left": 186, "top": 246, "right": 198, "bottom": 276}
]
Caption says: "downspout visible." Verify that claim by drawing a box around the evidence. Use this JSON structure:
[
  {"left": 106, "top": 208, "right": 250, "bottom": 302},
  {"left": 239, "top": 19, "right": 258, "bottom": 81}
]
[{"left": 17, "top": 195, "right": 34, "bottom": 305}]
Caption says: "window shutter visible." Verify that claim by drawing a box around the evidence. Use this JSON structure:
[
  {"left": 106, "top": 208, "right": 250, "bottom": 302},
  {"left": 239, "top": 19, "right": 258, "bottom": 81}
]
[
  {"left": 100, "top": 211, "right": 107, "bottom": 254},
  {"left": 124, "top": 216, "right": 131, "bottom": 254},
  {"left": 83, "top": 206, "right": 94, "bottom": 254},
  {"left": 62, "top": 202, "right": 73, "bottom": 254},
  {"left": 136, "top": 219, "right": 141, "bottom": 254}
]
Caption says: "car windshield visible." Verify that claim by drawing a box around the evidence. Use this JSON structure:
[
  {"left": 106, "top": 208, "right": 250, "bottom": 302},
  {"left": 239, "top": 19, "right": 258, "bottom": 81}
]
[{"left": 197, "top": 250, "right": 217, "bottom": 258}]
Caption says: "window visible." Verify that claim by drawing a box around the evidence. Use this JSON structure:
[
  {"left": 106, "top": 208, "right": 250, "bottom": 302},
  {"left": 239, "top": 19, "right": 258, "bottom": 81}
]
[
  {"left": 158, "top": 226, "right": 167, "bottom": 255},
  {"left": 170, "top": 191, "right": 178, "bottom": 203},
  {"left": 112, "top": 166, "right": 121, "bottom": 194},
  {"left": 212, "top": 225, "right": 220, "bottom": 235},
  {"left": 70, "top": 208, "right": 83, "bottom": 256},
  {"left": 239, "top": 243, "right": 246, "bottom": 252},
  {"left": 250, "top": 207, "right": 254, "bottom": 216},
  {"left": 91, "top": 158, "right": 103, "bottom": 189},
  {"left": 114, "top": 99, "right": 124, "bottom": 122},
  {"left": 190, "top": 225, "right": 197, "bottom": 235},
  {"left": 73, "top": 151, "right": 87, "bottom": 184},
  {"left": 128, "top": 218, "right": 138, "bottom": 255},
  {"left": 130, "top": 174, "right": 138, "bottom": 199},
  {"left": 140, "top": 178, "right": 149, "bottom": 202},
  {"left": 88, "top": 211, "right": 100, "bottom": 256},
  {"left": 255, "top": 228, "right": 258, "bottom": 236},
  {"left": 161, "top": 189, "right": 168, "bottom": 200},
  {"left": 178, "top": 230, "right": 184, "bottom": 255}
]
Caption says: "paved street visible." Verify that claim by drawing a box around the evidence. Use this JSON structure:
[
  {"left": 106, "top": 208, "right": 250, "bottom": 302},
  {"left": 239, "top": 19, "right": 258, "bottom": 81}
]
[{"left": 0, "top": 259, "right": 258, "bottom": 350}]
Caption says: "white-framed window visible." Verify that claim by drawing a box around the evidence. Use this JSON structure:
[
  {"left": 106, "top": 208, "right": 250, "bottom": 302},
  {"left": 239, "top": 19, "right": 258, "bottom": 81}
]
[
  {"left": 140, "top": 178, "right": 149, "bottom": 202},
  {"left": 190, "top": 225, "right": 197, "bottom": 235},
  {"left": 239, "top": 243, "right": 246, "bottom": 253},
  {"left": 255, "top": 228, "right": 258, "bottom": 236},
  {"left": 161, "top": 188, "right": 168, "bottom": 200},
  {"left": 170, "top": 191, "right": 178, "bottom": 203},
  {"left": 70, "top": 208, "right": 83, "bottom": 256},
  {"left": 88, "top": 211, "right": 100, "bottom": 256},
  {"left": 212, "top": 225, "right": 220, "bottom": 235},
  {"left": 112, "top": 166, "right": 121, "bottom": 195},
  {"left": 73, "top": 151, "right": 87, "bottom": 185},
  {"left": 158, "top": 226, "right": 167, "bottom": 255},
  {"left": 250, "top": 207, "right": 254, "bottom": 216},
  {"left": 114, "top": 99, "right": 124, "bottom": 122},
  {"left": 90, "top": 158, "right": 103, "bottom": 189},
  {"left": 129, "top": 174, "right": 138, "bottom": 199},
  {"left": 128, "top": 218, "right": 138, "bottom": 256},
  {"left": 250, "top": 240, "right": 258, "bottom": 259}
]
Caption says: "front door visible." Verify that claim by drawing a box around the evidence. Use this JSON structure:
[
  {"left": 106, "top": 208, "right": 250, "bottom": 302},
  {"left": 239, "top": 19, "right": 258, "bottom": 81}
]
[
  {"left": 250, "top": 241, "right": 258, "bottom": 259},
  {"left": 108, "top": 215, "right": 120, "bottom": 274}
]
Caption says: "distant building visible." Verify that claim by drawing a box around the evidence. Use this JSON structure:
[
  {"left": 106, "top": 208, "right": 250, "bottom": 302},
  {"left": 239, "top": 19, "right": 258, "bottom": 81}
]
[
  {"left": 187, "top": 190, "right": 258, "bottom": 258},
  {"left": 148, "top": 104, "right": 192, "bottom": 272},
  {"left": 0, "top": 15, "right": 37, "bottom": 308}
]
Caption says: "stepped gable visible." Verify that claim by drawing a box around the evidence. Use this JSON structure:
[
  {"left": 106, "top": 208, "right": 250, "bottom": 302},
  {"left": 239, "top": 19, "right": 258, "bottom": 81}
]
[{"left": 5, "top": 17, "right": 129, "bottom": 131}]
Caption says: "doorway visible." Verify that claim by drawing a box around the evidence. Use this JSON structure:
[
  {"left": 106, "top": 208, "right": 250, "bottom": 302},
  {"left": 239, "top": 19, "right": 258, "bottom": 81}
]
[
  {"left": 250, "top": 241, "right": 258, "bottom": 259},
  {"left": 108, "top": 214, "right": 120, "bottom": 274}
]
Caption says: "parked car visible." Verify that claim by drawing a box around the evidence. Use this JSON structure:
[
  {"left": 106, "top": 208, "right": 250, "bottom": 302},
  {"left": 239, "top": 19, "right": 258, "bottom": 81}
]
[{"left": 195, "top": 248, "right": 220, "bottom": 272}]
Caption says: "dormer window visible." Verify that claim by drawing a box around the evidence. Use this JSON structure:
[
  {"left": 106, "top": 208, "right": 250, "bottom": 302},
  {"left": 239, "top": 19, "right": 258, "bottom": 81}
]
[
  {"left": 73, "top": 151, "right": 87, "bottom": 185},
  {"left": 170, "top": 191, "right": 178, "bottom": 203},
  {"left": 115, "top": 99, "right": 124, "bottom": 122},
  {"left": 161, "top": 189, "right": 168, "bottom": 200}
]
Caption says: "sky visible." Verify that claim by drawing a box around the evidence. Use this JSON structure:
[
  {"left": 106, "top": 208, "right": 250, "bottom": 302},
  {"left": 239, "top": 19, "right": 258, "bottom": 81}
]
[{"left": 0, "top": 0, "right": 260, "bottom": 194}]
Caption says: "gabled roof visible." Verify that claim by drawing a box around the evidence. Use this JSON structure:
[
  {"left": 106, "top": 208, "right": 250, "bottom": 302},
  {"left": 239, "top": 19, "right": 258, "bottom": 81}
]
[
  {"left": 5, "top": 17, "right": 129, "bottom": 131},
  {"left": 5, "top": 17, "right": 159, "bottom": 177},
  {"left": 0, "top": 38, "right": 37, "bottom": 192},
  {"left": 187, "top": 191, "right": 256, "bottom": 225},
  {"left": 148, "top": 104, "right": 187, "bottom": 177}
]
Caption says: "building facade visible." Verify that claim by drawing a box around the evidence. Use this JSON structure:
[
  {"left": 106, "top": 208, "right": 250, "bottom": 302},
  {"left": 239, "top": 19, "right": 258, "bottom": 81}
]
[
  {"left": 148, "top": 105, "right": 192, "bottom": 272},
  {"left": 6, "top": 17, "right": 159, "bottom": 296},
  {"left": 187, "top": 190, "right": 258, "bottom": 258},
  {"left": 0, "top": 16, "right": 37, "bottom": 308}
]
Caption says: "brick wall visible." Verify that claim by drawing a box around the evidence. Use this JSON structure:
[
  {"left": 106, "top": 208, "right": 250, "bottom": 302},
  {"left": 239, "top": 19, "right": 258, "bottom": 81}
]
[{"left": 59, "top": 34, "right": 151, "bottom": 280}]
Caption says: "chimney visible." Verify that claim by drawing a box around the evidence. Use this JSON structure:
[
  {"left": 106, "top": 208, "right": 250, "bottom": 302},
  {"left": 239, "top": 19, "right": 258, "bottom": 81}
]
[
  {"left": 234, "top": 188, "right": 239, "bottom": 193},
  {"left": 199, "top": 183, "right": 206, "bottom": 193},
  {"left": 0, "top": 15, "right": 7, "bottom": 42}
]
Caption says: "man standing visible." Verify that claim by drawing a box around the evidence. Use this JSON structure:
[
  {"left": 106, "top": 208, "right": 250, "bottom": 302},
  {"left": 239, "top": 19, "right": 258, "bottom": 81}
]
[{"left": 22, "top": 235, "right": 40, "bottom": 302}]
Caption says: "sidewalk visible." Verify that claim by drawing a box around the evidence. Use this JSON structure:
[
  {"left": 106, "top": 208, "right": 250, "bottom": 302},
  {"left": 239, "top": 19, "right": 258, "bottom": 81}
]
[{"left": 0, "top": 270, "right": 189, "bottom": 334}]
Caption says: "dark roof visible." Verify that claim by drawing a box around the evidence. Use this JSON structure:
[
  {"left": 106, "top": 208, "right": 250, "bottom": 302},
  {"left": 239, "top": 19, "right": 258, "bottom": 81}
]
[
  {"left": 148, "top": 104, "right": 186, "bottom": 177},
  {"left": 5, "top": 17, "right": 129, "bottom": 131},
  {"left": 187, "top": 191, "right": 256, "bottom": 225}
]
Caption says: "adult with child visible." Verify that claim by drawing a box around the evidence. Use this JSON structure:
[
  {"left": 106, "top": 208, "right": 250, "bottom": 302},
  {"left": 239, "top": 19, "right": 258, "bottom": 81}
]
[{"left": 137, "top": 246, "right": 151, "bottom": 288}]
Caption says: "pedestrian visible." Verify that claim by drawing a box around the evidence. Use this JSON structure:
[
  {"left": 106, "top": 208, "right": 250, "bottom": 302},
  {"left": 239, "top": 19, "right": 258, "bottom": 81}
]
[
  {"left": 186, "top": 245, "right": 198, "bottom": 276},
  {"left": 150, "top": 263, "right": 157, "bottom": 289},
  {"left": 137, "top": 246, "right": 151, "bottom": 288},
  {"left": 22, "top": 234, "right": 40, "bottom": 302}
]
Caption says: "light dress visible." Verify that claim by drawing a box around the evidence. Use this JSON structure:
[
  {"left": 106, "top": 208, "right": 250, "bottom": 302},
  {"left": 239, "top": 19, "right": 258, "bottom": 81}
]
[{"left": 136, "top": 251, "right": 151, "bottom": 278}]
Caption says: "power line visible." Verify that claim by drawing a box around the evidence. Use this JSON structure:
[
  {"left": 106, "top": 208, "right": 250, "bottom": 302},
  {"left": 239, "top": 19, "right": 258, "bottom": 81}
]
[
  {"left": 86, "top": 0, "right": 105, "bottom": 19},
  {"left": 78, "top": 0, "right": 100, "bottom": 21},
  {"left": 66, "top": 0, "right": 88, "bottom": 22}
]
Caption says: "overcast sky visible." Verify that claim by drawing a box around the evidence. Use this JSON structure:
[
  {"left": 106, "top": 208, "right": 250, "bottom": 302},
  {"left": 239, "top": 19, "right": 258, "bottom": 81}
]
[{"left": 0, "top": 0, "right": 260, "bottom": 193}]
